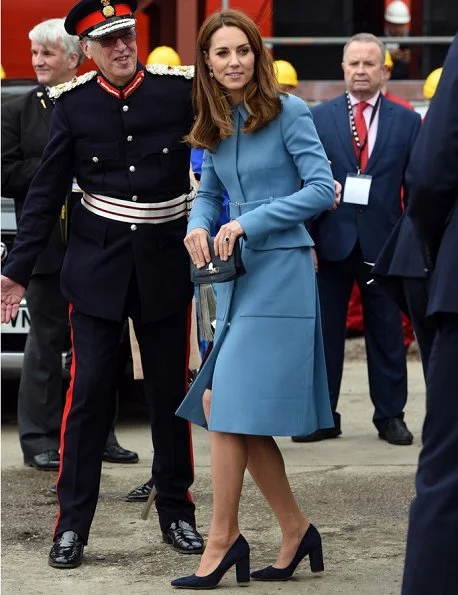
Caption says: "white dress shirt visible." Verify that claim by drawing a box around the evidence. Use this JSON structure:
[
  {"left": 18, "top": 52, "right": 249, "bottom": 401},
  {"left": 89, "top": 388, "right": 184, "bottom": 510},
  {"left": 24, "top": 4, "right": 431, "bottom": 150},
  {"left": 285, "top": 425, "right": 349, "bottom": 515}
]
[{"left": 348, "top": 91, "right": 381, "bottom": 158}]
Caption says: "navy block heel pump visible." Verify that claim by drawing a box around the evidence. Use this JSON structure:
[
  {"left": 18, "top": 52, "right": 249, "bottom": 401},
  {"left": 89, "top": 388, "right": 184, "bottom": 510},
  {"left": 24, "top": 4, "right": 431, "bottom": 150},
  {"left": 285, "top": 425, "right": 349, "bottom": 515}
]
[
  {"left": 251, "top": 523, "right": 324, "bottom": 581},
  {"left": 171, "top": 534, "right": 250, "bottom": 589}
]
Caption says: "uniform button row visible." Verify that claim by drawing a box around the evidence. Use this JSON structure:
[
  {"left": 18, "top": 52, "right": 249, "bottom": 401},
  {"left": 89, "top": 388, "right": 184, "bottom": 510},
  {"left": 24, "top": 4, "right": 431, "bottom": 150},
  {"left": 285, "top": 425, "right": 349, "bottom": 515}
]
[
  {"left": 130, "top": 224, "right": 137, "bottom": 231},
  {"left": 127, "top": 135, "right": 133, "bottom": 142},
  {"left": 122, "top": 105, "right": 129, "bottom": 112},
  {"left": 132, "top": 195, "right": 138, "bottom": 202},
  {"left": 162, "top": 147, "right": 169, "bottom": 154},
  {"left": 92, "top": 158, "right": 136, "bottom": 173}
]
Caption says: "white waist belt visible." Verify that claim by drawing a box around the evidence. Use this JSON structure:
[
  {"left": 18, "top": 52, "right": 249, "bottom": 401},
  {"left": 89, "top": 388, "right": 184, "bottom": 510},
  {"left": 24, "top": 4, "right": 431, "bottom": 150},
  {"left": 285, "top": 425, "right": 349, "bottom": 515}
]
[{"left": 81, "top": 190, "right": 195, "bottom": 224}]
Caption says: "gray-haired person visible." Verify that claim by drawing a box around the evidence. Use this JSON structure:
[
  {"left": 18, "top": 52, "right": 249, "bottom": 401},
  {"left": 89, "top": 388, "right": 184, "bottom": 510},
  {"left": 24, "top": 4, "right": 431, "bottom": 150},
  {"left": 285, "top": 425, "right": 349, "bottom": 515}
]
[{"left": 1, "top": 18, "right": 137, "bottom": 471}]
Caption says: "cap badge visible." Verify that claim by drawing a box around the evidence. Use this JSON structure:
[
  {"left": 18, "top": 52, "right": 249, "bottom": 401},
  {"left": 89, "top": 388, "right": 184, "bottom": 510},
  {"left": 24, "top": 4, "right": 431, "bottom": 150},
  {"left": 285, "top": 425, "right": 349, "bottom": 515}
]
[{"left": 100, "top": 0, "right": 115, "bottom": 18}]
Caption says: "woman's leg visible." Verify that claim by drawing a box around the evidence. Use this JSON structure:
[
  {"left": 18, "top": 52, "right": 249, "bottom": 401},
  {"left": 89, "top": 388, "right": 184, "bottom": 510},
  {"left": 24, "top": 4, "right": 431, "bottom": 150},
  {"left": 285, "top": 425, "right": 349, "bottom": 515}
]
[
  {"left": 247, "top": 435, "right": 309, "bottom": 568},
  {"left": 196, "top": 390, "right": 247, "bottom": 575}
]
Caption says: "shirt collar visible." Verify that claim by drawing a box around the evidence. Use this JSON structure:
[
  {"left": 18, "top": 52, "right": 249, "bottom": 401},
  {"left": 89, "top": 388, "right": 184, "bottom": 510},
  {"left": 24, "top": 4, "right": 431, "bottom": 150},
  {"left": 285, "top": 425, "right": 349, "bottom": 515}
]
[
  {"left": 348, "top": 90, "right": 381, "bottom": 107},
  {"left": 96, "top": 63, "right": 145, "bottom": 99}
]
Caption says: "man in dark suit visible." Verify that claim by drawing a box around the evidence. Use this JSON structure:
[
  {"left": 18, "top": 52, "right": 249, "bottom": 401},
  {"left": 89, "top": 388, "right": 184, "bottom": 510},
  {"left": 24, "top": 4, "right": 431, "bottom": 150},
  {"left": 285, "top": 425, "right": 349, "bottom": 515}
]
[
  {"left": 293, "top": 33, "right": 421, "bottom": 445},
  {"left": 1, "top": 17, "right": 137, "bottom": 471},
  {"left": 401, "top": 34, "right": 458, "bottom": 595},
  {"left": 1, "top": 0, "right": 203, "bottom": 568}
]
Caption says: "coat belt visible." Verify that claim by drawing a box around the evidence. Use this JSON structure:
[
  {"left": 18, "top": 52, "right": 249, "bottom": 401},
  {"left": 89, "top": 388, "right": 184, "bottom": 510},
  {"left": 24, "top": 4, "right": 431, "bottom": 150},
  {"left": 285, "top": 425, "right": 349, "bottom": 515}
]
[{"left": 81, "top": 190, "right": 195, "bottom": 224}]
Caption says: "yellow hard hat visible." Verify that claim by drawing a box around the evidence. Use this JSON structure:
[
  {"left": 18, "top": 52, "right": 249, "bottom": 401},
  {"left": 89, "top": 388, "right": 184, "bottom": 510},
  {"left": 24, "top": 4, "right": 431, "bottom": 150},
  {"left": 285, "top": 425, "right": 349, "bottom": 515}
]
[
  {"left": 384, "top": 50, "right": 393, "bottom": 70},
  {"left": 146, "top": 46, "right": 181, "bottom": 66},
  {"left": 273, "top": 60, "right": 298, "bottom": 88},
  {"left": 0, "top": 64, "right": 6, "bottom": 79},
  {"left": 423, "top": 67, "right": 443, "bottom": 100}
]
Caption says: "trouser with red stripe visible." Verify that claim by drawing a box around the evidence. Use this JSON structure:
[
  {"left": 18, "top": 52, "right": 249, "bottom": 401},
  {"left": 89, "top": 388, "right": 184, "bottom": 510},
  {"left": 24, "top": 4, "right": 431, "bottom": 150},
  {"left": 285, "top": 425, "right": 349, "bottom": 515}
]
[{"left": 54, "top": 302, "right": 195, "bottom": 544}]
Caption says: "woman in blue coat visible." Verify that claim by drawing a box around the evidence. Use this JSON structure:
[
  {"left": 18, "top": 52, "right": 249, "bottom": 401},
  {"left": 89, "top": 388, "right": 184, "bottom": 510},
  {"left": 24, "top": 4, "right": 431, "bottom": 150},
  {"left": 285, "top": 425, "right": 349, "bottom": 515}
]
[{"left": 172, "top": 9, "right": 336, "bottom": 590}]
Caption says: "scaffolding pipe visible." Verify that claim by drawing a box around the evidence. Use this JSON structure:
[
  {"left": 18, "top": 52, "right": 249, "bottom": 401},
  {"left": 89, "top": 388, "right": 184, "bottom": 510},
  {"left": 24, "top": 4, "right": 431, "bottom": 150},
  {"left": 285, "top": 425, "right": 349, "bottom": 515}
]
[{"left": 262, "top": 36, "right": 454, "bottom": 46}]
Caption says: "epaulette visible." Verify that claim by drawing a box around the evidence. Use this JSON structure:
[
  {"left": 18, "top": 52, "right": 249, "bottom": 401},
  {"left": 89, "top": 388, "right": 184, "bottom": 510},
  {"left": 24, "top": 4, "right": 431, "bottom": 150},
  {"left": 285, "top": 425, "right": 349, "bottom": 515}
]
[
  {"left": 146, "top": 64, "right": 194, "bottom": 79},
  {"left": 49, "top": 71, "right": 97, "bottom": 100}
]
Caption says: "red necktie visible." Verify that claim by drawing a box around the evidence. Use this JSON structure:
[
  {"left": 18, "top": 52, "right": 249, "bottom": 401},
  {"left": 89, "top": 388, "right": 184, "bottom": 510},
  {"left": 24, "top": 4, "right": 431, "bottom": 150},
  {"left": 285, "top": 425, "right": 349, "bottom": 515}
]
[{"left": 353, "top": 101, "right": 370, "bottom": 173}]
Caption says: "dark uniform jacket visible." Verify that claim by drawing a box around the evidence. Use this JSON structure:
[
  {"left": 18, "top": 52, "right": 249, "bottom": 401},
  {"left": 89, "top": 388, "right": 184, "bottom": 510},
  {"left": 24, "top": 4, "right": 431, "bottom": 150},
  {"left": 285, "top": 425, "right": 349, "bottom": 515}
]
[
  {"left": 3, "top": 65, "right": 195, "bottom": 323},
  {"left": 408, "top": 35, "right": 458, "bottom": 316},
  {"left": 1, "top": 85, "right": 66, "bottom": 274}
]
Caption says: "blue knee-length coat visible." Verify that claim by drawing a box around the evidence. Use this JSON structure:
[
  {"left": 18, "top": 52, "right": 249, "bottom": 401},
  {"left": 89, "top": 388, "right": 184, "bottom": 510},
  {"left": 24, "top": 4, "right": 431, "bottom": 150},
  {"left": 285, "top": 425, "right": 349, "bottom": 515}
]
[{"left": 177, "top": 94, "right": 336, "bottom": 436}]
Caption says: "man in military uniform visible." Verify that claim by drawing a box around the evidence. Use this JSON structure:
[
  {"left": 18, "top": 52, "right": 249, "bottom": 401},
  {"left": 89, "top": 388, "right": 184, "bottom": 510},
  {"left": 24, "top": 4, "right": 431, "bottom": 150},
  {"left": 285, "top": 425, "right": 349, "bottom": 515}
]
[
  {"left": 1, "top": 0, "right": 203, "bottom": 569},
  {"left": 1, "top": 17, "right": 138, "bottom": 473}
]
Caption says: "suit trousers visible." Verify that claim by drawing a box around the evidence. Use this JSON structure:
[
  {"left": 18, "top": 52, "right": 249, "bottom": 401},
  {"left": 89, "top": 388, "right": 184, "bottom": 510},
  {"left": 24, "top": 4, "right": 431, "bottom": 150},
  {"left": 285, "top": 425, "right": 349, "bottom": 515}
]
[
  {"left": 402, "top": 314, "right": 458, "bottom": 595},
  {"left": 54, "top": 288, "right": 195, "bottom": 543},
  {"left": 18, "top": 272, "right": 68, "bottom": 457},
  {"left": 317, "top": 243, "right": 408, "bottom": 428},
  {"left": 402, "top": 277, "right": 436, "bottom": 377}
]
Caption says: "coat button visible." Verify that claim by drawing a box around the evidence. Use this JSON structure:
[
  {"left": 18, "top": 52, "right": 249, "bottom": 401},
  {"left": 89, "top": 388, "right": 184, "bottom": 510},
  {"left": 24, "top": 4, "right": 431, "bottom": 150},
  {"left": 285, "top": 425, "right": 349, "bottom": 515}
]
[
  {"left": 358, "top": 207, "right": 364, "bottom": 214},
  {"left": 130, "top": 224, "right": 137, "bottom": 231},
  {"left": 162, "top": 147, "right": 169, "bottom": 154},
  {"left": 132, "top": 195, "right": 138, "bottom": 201},
  {"left": 122, "top": 105, "right": 129, "bottom": 112},
  {"left": 227, "top": 322, "right": 231, "bottom": 328},
  {"left": 92, "top": 156, "right": 98, "bottom": 163},
  {"left": 127, "top": 135, "right": 133, "bottom": 142},
  {"left": 129, "top": 165, "right": 136, "bottom": 172}
]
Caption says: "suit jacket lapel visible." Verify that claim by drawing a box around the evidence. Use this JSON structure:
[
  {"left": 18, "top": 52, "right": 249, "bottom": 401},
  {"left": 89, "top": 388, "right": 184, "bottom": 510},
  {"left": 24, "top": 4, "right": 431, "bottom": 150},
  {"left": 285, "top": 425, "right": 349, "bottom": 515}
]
[
  {"left": 333, "top": 95, "right": 358, "bottom": 172},
  {"left": 35, "top": 86, "right": 53, "bottom": 127},
  {"left": 366, "top": 96, "right": 394, "bottom": 173}
]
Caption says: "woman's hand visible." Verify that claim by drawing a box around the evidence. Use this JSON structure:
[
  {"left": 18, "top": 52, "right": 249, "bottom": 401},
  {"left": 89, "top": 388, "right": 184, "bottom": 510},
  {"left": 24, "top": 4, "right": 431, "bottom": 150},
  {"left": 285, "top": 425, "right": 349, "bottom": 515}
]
[
  {"left": 214, "top": 220, "right": 245, "bottom": 261},
  {"left": 330, "top": 180, "right": 342, "bottom": 210},
  {"left": 184, "top": 228, "right": 210, "bottom": 268}
]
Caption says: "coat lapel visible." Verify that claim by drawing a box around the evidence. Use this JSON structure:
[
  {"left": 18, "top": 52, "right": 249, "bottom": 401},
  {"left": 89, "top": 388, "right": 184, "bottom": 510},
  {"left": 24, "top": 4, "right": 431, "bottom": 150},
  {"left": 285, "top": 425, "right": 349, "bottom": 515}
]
[
  {"left": 366, "top": 96, "right": 394, "bottom": 173},
  {"left": 35, "top": 86, "right": 53, "bottom": 127},
  {"left": 333, "top": 95, "right": 358, "bottom": 171}
]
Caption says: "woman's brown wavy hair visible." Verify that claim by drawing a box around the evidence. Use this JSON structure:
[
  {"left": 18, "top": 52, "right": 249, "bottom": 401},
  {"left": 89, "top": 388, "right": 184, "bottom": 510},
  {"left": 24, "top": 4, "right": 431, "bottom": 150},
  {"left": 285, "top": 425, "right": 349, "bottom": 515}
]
[{"left": 185, "top": 9, "right": 283, "bottom": 152}]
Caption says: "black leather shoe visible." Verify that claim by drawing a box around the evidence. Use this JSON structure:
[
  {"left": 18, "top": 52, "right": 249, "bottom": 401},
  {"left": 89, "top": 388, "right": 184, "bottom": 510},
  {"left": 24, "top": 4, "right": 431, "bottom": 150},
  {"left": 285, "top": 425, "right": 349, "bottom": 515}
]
[
  {"left": 24, "top": 450, "right": 60, "bottom": 471},
  {"left": 102, "top": 443, "right": 139, "bottom": 464},
  {"left": 292, "top": 427, "right": 341, "bottom": 443},
  {"left": 48, "top": 531, "right": 84, "bottom": 569},
  {"left": 377, "top": 418, "right": 413, "bottom": 445},
  {"left": 125, "top": 478, "right": 155, "bottom": 502},
  {"left": 163, "top": 520, "right": 205, "bottom": 554}
]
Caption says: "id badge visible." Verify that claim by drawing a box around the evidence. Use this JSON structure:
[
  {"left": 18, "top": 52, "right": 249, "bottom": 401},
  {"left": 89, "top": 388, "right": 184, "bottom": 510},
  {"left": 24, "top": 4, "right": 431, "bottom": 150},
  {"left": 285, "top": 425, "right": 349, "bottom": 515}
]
[{"left": 343, "top": 174, "right": 372, "bottom": 206}]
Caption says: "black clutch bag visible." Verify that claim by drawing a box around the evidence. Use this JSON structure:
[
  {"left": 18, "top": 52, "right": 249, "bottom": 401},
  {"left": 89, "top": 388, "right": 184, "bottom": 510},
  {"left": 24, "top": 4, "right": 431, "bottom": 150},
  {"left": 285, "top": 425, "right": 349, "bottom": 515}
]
[{"left": 190, "top": 238, "right": 245, "bottom": 284}]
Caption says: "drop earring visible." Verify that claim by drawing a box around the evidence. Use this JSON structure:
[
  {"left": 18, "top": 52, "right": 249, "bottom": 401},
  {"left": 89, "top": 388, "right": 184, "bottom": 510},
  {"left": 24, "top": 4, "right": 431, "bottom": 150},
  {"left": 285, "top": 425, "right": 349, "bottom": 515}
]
[{"left": 209, "top": 69, "right": 214, "bottom": 78}]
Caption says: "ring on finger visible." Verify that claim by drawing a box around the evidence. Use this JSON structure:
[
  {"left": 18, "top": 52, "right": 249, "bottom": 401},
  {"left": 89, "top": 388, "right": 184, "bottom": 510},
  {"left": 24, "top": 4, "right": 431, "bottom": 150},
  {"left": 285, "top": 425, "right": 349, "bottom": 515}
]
[{"left": 224, "top": 235, "right": 230, "bottom": 243}]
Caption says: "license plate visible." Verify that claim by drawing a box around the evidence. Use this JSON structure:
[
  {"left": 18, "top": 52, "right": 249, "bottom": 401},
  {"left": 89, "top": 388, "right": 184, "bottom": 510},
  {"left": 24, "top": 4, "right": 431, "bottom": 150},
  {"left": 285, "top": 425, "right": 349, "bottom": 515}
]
[{"left": 1, "top": 303, "right": 30, "bottom": 334}]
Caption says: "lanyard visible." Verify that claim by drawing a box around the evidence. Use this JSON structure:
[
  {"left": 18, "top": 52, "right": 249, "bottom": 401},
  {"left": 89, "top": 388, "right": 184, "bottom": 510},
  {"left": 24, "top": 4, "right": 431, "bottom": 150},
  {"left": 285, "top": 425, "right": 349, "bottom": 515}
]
[{"left": 345, "top": 92, "right": 381, "bottom": 173}]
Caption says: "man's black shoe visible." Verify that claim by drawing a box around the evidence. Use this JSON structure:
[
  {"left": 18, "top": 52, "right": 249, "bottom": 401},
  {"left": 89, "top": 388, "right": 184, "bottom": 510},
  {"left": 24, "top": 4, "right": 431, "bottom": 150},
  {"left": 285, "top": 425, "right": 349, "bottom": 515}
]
[
  {"left": 125, "top": 478, "right": 155, "bottom": 502},
  {"left": 48, "top": 531, "right": 84, "bottom": 569},
  {"left": 292, "top": 427, "right": 342, "bottom": 443},
  {"left": 102, "top": 443, "right": 139, "bottom": 464},
  {"left": 24, "top": 450, "right": 60, "bottom": 471},
  {"left": 377, "top": 418, "right": 413, "bottom": 445},
  {"left": 162, "top": 520, "right": 204, "bottom": 554}
]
